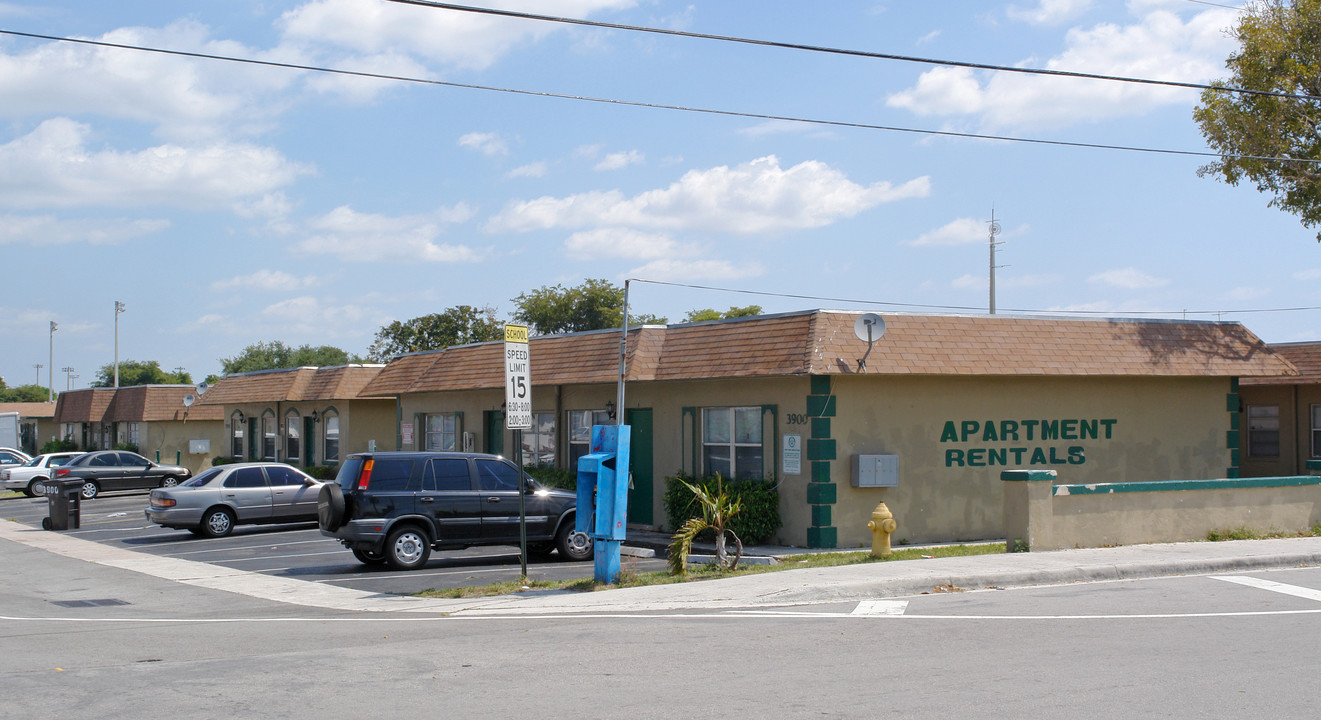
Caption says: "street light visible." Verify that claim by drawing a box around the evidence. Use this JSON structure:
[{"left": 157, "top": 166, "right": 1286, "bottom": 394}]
[
  {"left": 33, "top": 363, "right": 43, "bottom": 387},
  {"left": 48, "top": 321, "right": 57, "bottom": 402},
  {"left": 62, "top": 367, "right": 75, "bottom": 391},
  {"left": 114, "top": 301, "right": 126, "bottom": 388}
]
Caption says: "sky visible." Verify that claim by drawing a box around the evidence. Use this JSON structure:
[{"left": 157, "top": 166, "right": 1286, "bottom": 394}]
[{"left": 2, "top": 0, "right": 1319, "bottom": 393}]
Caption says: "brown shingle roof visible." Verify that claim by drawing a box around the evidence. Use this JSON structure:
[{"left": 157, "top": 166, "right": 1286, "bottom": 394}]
[
  {"left": 365, "top": 311, "right": 1294, "bottom": 394},
  {"left": 198, "top": 366, "right": 386, "bottom": 405},
  {"left": 0, "top": 402, "right": 56, "bottom": 419},
  {"left": 1240, "top": 342, "right": 1320, "bottom": 385},
  {"left": 106, "top": 385, "right": 224, "bottom": 422},
  {"left": 53, "top": 388, "right": 116, "bottom": 423}
]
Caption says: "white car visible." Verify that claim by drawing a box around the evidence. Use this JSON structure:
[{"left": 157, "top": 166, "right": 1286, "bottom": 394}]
[
  {"left": 0, "top": 447, "right": 32, "bottom": 477},
  {"left": 1, "top": 452, "right": 82, "bottom": 497}
]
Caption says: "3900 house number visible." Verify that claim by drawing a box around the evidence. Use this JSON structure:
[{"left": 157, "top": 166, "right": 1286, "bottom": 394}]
[{"left": 786, "top": 413, "right": 809, "bottom": 425}]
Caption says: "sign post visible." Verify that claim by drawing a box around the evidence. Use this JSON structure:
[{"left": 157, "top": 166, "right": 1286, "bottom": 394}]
[{"left": 504, "top": 324, "right": 532, "bottom": 580}]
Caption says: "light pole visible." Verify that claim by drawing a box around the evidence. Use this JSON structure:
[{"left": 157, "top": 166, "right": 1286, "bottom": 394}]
[
  {"left": 48, "top": 321, "right": 57, "bottom": 402},
  {"left": 33, "top": 363, "right": 43, "bottom": 387},
  {"left": 114, "top": 301, "right": 126, "bottom": 388},
  {"left": 62, "top": 367, "right": 75, "bottom": 391}
]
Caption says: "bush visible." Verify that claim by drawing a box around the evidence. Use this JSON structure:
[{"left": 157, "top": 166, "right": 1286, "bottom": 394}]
[
  {"left": 211, "top": 456, "right": 242, "bottom": 467},
  {"left": 306, "top": 465, "right": 339, "bottom": 480},
  {"left": 40, "top": 438, "right": 78, "bottom": 454},
  {"left": 525, "top": 465, "right": 575, "bottom": 490},
  {"left": 663, "top": 474, "right": 780, "bottom": 544},
  {"left": 113, "top": 442, "right": 140, "bottom": 454}
]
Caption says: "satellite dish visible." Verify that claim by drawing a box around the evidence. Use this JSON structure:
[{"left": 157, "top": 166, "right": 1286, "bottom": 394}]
[
  {"left": 195, "top": 381, "right": 209, "bottom": 396},
  {"left": 854, "top": 313, "right": 886, "bottom": 342},
  {"left": 183, "top": 394, "right": 195, "bottom": 407}
]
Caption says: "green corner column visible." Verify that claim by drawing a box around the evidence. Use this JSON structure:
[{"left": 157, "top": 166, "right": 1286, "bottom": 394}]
[{"left": 806, "top": 375, "right": 837, "bottom": 548}]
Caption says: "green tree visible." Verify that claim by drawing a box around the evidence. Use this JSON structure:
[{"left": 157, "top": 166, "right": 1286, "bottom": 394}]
[
  {"left": 0, "top": 384, "right": 53, "bottom": 402},
  {"left": 92, "top": 360, "right": 192, "bottom": 387},
  {"left": 368, "top": 306, "right": 504, "bottom": 361},
  {"left": 219, "top": 341, "right": 364, "bottom": 375},
  {"left": 683, "top": 305, "right": 764, "bottom": 323},
  {"left": 1193, "top": 0, "right": 1321, "bottom": 241},
  {"left": 512, "top": 279, "right": 624, "bottom": 335}
]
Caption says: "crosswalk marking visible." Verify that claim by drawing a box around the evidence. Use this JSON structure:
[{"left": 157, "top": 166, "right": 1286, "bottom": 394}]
[
  {"left": 851, "top": 599, "right": 909, "bottom": 616},
  {"left": 1210, "top": 576, "right": 1321, "bottom": 603}
]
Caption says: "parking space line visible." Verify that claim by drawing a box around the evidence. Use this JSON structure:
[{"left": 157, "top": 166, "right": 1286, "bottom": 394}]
[{"left": 1210, "top": 575, "right": 1321, "bottom": 603}]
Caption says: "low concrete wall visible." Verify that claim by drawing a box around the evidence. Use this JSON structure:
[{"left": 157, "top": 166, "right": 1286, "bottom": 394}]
[{"left": 1002, "top": 467, "right": 1321, "bottom": 551}]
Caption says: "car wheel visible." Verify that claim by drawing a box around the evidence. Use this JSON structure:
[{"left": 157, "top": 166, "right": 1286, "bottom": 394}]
[
  {"left": 555, "top": 521, "right": 593, "bottom": 562},
  {"left": 352, "top": 547, "right": 388, "bottom": 565},
  {"left": 199, "top": 507, "right": 235, "bottom": 538},
  {"left": 80, "top": 481, "right": 100, "bottom": 500},
  {"left": 384, "top": 526, "right": 431, "bottom": 571},
  {"left": 25, "top": 478, "right": 47, "bottom": 497},
  {"left": 318, "top": 483, "right": 346, "bottom": 531},
  {"left": 160, "top": 476, "right": 180, "bottom": 488}
]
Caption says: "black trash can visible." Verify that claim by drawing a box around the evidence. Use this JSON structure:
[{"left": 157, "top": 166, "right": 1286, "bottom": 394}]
[{"left": 42, "top": 478, "right": 82, "bottom": 531}]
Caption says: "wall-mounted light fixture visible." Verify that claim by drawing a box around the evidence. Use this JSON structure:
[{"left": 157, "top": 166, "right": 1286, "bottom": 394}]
[
  {"left": 234, "top": 410, "right": 245, "bottom": 424},
  {"left": 311, "top": 410, "right": 320, "bottom": 423},
  {"left": 605, "top": 400, "right": 616, "bottom": 420}
]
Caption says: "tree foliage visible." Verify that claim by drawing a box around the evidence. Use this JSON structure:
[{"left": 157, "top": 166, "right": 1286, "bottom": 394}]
[
  {"left": 683, "top": 305, "right": 764, "bottom": 323},
  {"left": 1193, "top": 0, "right": 1321, "bottom": 240},
  {"left": 511, "top": 279, "right": 622, "bottom": 334},
  {"left": 0, "top": 384, "right": 53, "bottom": 402},
  {"left": 367, "top": 305, "right": 504, "bottom": 361},
  {"left": 219, "top": 341, "right": 364, "bottom": 375},
  {"left": 92, "top": 360, "right": 191, "bottom": 387}
]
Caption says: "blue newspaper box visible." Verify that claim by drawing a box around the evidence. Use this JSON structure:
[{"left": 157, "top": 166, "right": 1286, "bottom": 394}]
[{"left": 575, "top": 424, "right": 631, "bottom": 582}]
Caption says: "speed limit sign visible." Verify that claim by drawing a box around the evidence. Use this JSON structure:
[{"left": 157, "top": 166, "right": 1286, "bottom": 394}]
[{"left": 504, "top": 324, "right": 531, "bottom": 430}]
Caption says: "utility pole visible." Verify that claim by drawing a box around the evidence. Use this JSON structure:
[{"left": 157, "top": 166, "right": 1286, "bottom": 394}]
[
  {"left": 48, "top": 321, "right": 57, "bottom": 402},
  {"left": 62, "top": 367, "right": 75, "bottom": 391},
  {"left": 114, "top": 301, "right": 126, "bottom": 388},
  {"left": 33, "top": 363, "right": 43, "bottom": 387},
  {"left": 988, "top": 210, "right": 1004, "bottom": 315}
]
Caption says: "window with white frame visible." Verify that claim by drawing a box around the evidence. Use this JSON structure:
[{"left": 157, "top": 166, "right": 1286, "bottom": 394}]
[
  {"left": 285, "top": 410, "right": 301, "bottom": 463},
  {"left": 702, "top": 406, "right": 764, "bottom": 479},
  {"left": 522, "top": 412, "right": 555, "bottom": 467},
  {"left": 1312, "top": 405, "right": 1321, "bottom": 458},
  {"left": 230, "top": 412, "right": 244, "bottom": 458},
  {"left": 1247, "top": 405, "right": 1280, "bottom": 458},
  {"left": 425, "top": 413, "right": 458, "bottom": 451},
  {"left": 261, "top": 412, "right": 277, "bottom": 460},
  {"left": 568, "top": 409, "right": 611, "bottom": 469},
  {"left": 126, "top": 422, "right": 140, "bottom": 447},
  {"left": 324, "top": 411, "right": 340, "bottom": 463}
]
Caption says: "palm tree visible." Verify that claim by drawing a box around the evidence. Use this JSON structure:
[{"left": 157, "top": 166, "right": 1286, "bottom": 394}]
[{"left": 667, "top": 474, "right": 743, "bottom": 574}]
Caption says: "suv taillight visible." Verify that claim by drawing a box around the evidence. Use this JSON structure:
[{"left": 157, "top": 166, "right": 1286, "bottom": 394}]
[{"left": 357, "top": 459, "right": 374, "bottom": 490}]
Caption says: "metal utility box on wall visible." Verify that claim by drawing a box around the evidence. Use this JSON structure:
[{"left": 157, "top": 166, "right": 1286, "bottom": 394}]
[{"left": 852, "top": 454, "right": 899, "bottom": 487}]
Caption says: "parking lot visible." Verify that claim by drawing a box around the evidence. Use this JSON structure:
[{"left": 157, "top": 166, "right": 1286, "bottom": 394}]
[{"left": 0, "top": 489, "right": 668, "bottom": 595}]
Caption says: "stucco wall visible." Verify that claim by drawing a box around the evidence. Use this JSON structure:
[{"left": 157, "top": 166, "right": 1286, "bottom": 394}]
[
  {"left": 137, "top": 419, "right": 228, "bottom": 474},
  {"left": 1239, "top": 384, "right": 1321, "bottom": 478},
  {"left": 217, "top": 399, "right": 395, "bottom": 467}
]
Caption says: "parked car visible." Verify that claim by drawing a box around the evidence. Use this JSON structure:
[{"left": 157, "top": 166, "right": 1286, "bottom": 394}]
[
  {"left": 145, "top": 462, "right": 323, "bottom": 537},
  {"left": 1, "top": 452, "right": 83, "bottom": 497},
  {"left": 317, "top": 451, "right": 590, "bottom": 570},
  {"left": 52, "top": 450, "right": 192, "bottom": 499},
  {"left": 0, "top": 447, "right": 32, "bottom": 474}
]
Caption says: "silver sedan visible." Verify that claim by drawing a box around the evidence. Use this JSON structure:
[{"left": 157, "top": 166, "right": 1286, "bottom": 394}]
[{"left": 145, "top": 462, "right": 323, "bottom": 538}]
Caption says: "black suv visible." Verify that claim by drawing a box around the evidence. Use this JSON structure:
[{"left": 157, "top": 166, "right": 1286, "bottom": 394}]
[{"left": 317, "top": 451, "right": 591, "bottom": 570}]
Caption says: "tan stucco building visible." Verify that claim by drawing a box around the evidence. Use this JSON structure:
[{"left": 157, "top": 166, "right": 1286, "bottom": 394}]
[
  {"left": 51, "top": 386, "right": 226, "bottom": 473},
  {"left": 197, "top": 365, "right": 394, "bottom": 470},
  {"left": 0, "top": 402, "right": 57, "bottom": 455},
  {"left": 1238, "top": 342, "right": 1321, "bottom": 478},
  {"left": 359, "top": 311, "right": 1296, "bottom": 548}
]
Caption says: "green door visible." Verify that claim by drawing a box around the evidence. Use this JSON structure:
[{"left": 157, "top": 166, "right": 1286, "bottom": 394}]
[
  {"left": 484, "top": 410, "right": 504, "bottom": 456},
  {"left": 626, "top": 408, "right": 654, "bottom": 524},
  {"left": 303, "top": 417, "right": 316, "bottom": 467}
]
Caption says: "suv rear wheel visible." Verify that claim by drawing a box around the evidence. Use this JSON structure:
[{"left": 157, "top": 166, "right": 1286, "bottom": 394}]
[
  {"left": 385, "top": 526, "right": 431, "bottom": 570},
  {"left": 555, "top": 521, "right": 593, "bottom": 562}
]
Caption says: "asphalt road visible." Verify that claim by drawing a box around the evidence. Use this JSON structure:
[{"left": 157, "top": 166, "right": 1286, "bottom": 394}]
[
  {"left": 3, "top": 529, "right": 1319, "bottom": 719},
  {"left": 0, "top": 490, "right": 667, "bottom": 594}
]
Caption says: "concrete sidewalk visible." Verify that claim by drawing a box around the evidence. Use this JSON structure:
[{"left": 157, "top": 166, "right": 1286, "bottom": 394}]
[{"left": 4, "top": 518, "right": 1321, "bottom": 617}]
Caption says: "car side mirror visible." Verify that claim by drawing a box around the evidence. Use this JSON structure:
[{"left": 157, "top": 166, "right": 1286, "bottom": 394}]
[{"left": 303, "top": 477, "right": 318, "bottom": 487}]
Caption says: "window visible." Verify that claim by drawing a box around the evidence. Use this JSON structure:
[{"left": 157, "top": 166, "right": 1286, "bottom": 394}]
[
  {"left": 230, "top": 412, "right": 245, "bottom": 458},
  {"left": 522, "top": 412, "right": 555, "bottom": 467},
  {"left": 476, "top": 459, "right": 522, "bottom": 492},
  {"left": 425, "top": 413, "right": 459, "bottom": 451},
  {"left": 424, "top": 458, "right": 472, "bottom": 492},
  {"left": 323, "top": 411, "right": 340, "bottom": 463},
  {"left": 702, "top": 407, "right": 764, "bottom": 479},
  {"left": 224, "top": 467, "right": 268, "bottom": 489},
  {"left": 568, "top": 410, "right": 611, "bottom": 469},
  {"left": 284, "top": 410, "right": 301, "bottom": 463},
  {"left": 266, "top": 465, "right": 305, "bottom": 486},
  {"left": 367, "top": 458, "right": 415, "bottom": 492},
  {"left": 126, "top": 422, "right": 140, "bottom": 447},
  {"left": 1247, "top": 405, "right": 1280, "bottom": 458},
  {"left": 261, "top": 412, "right": 277, "bottom": 461},
  {"left": 1312, "top": 405, "right": 1321, "bottom": 458}
]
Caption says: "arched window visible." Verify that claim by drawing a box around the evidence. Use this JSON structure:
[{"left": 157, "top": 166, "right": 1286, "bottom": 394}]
[
  {"left": 323, "top": 409, "right": 340, "bottom": 464},
  {"left": 285, "top": 409, "right": 301, "bottom": 463},
  {"left": 261, "top": 410, "right": 277, "bottom": 460},
  {"left": 230, "top": 411, "right": 245, "bottom": 458}
]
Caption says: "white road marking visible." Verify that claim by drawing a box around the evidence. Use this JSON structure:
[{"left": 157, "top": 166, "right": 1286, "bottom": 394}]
[
  {"left": 1210, "top": 575, "right": 1321, "bottom": 603},
  {"left": 852, "top": 599, "right": 909, "bottom": 616}
]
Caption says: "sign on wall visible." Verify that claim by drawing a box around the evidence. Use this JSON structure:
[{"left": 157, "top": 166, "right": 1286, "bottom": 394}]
[
  {"left": 783, "top": 433, "right": 802, "bottom": 475},
  {"left": 504, "top": 324, "right": 532, "bottom": 430}
]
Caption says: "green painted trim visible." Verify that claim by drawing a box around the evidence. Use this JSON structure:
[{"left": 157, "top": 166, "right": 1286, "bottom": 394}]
[
  {"left": 1226, "top": 468, "right": 1240, "bottom": 479},
  {"left": 806, "top": 526, "right": 837, "bottom": 549},
  {"left": 806, "top": 395, "right": 836, "bottom": 417},
  {"left": 1230, "top": 412, "right": 1240, "bottom": 431},
  {"left": 810, "top": 375, "right": 831, "bottom": 395},
  {"left": 810, "top": 504, "right": 832, "bottom": 527},
  {"left": 1230, "top": 377, "right": 1239, "bottom": 392},
  {"left": 807, "top": 438, "right": 836, "bottom": 461},
  {"left": 762, "top": 404, "right": 778, "bottom": 480},
  {"left": 1001, "top": 469, "right": 1058, "bottom": 482},
  {"left": 1226, "top": 430, "right": 1239, "bottom": 448},
  {"left": 1307, "top": 460, "right": 1321, "bottom": 472},
  {"left": 1226, "top": 393, "right": 1240, "bottom": 413},
  {"left": 1053, "top": 475, "right": 1321, "bottom": 496},
  {"left": 811, "top": 417, "right": 831, "bottom": 439},
  {"left": 811, "top": 461, "right": 831, "bottom": 483},
  {"left": 806, "top": 482, "right": 837, "bottom": 504},
  {"left": 1230, "top": 448, "right": 1240, "bottom": 467}
]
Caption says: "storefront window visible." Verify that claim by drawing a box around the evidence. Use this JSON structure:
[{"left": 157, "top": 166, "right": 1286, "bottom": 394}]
[
  {"left": 702, "top": 407, "right": 763, "bottom": 479},
  {"left": 324, "top": 411, "right": 340, "bottom": 463},
  {"left": 522, "top": 412, "right": 555, "bottom": 467},
  {"left": 1247, "top": 405, "right": 1280, "bottom": 458},
  {"left": 568, "top": 410, "right": 611, "bottom": 469},
  {"left": 426, "top": 413, "right": 458, "bottom": 451},
  {"left": 285, "top": 410, "right": 301, "bottom": 463}
]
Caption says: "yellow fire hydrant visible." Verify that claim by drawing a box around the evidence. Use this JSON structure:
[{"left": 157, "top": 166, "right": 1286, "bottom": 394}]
[{"left": 867, "top": 501, "right": 897, "bottom": 558}]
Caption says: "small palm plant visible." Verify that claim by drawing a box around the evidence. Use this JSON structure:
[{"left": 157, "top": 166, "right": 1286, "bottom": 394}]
[{"left": 667, "top": 473, "right": 744, "bottom": 574}]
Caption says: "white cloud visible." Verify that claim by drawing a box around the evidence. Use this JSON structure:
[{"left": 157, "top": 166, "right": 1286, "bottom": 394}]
[
  {"left": 258, "top": 295, "right": 378, "bottom": 336},
  {"left": 1088, "top": 267, "right": 1170, "bottom": 289},
  {"left": 565, "top": 228, "right": 677, "bottom": 259},
  {"left": 625, "top": 257, "right": 765, "bottom": 282},
  {"left": 488, "top": 155, "right": 930, "bottom": 235},
  {"left": 294, "top": 204, "right": 483, "bottom": 262},
  {"left": 508, "top": 162, "right": 548, "bottom": 178},
  {"left": 1226, "top": 286, "right": 1270, "bottom": 301},
  {"left": 1007, "top": 0, "right": 1093, "bottom": 25},
  {"left": 211, "top": 270, "right": 320, "bottom": 291},
  {"left": 737, "top": 120, "right": 810, "bottom": 138},
  {"left": 595, "top": 150, "right": 644, "bottom": 171},
  {"left": 0, "top": 214, "right": 169, "bottom": 245},
  {"left": 458, "top": 132, "right": 509, "bottom": 157},
  {"left": 909, "top": 217, "right": 988, "bottom": 246},
  {"left": 886, "top": 8, "right": 1238, "bottom": 130},
  {"left": 916, "top": 30, "right": 942, "bottom": 45},
  {"left": 1292, "top": 268, "right": 1321, "bottom": 281},
  {"left": 0, "top": 119, "right": 312, "bottom": 210},
  {"left": 952, "top": 273, "right": 984, "bottom": 290}
]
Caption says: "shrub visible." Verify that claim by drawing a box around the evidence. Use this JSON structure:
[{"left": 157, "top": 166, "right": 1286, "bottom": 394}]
[
  {"left": 40, "top": 438, "right": 78, "bottom": 454},
  {"left": 113, "top": 442, "right": 140, "bottom": 454},
  {"left": 524, "top": 465, "right": 575, "bottom": 490},
  {"left": 306, "top": 465, "right": 339, "bottom": 480},
  {"left": 211, "top": 456, "right": 242, "bottom": 467},
  {"left": 663, "top": 473, "right": 780, "bottom": 544}
]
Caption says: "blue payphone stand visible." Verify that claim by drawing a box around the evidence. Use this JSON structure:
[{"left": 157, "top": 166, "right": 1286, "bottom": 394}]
[{"left": 575, "top": 424, "right": 631, "bottom": 584}]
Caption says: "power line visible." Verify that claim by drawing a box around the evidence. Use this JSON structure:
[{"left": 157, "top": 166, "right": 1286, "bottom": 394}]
[
  {"left": 382, "top": 1, "right": 1316, "bottom": 102},
  {"left": 628, "top": 278, "right": 1321, "bottom": 319},
  {"left": 3, "top": 29, "right": 1315, "bottom": 166}
]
